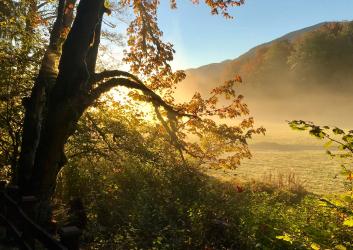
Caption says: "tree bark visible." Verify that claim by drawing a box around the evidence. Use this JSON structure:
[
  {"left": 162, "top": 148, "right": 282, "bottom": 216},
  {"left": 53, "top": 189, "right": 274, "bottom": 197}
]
[
  {"left": 17, "top": 0, "right": 104, "bottom": 225},
  {"left": 29, "top": 0, "right": 104, "bottom": 198},
  {"left": 18, "top": 0, "right": 77, "bottom": 192}
]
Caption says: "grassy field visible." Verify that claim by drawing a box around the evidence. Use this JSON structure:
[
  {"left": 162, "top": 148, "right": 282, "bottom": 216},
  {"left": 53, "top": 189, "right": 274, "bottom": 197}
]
[
  {"left": 209, "top": 149, "right": 345, "bottom": 194},
  {"left": 240, "top": 149, "right": 344, "bottom": 193},
  {"left": 208, "top": 122, "right": 348, "bottom": 194}
]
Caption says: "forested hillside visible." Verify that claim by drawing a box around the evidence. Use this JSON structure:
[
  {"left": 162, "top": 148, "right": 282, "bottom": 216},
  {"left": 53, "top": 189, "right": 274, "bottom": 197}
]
[{"left": 179, "top": 21, "right": 353, "bottom": 126}]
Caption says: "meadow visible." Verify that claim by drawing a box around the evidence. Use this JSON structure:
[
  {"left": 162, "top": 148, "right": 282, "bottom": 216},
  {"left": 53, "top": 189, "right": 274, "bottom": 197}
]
[{"left": 212, "top": 149, "right": 345, "bottom": 194}]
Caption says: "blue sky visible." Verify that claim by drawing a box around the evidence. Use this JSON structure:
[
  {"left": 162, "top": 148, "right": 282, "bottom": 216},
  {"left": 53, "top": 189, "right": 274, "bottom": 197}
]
[{"left": 156, "top": 0, "right": 353, "bottom": 70}]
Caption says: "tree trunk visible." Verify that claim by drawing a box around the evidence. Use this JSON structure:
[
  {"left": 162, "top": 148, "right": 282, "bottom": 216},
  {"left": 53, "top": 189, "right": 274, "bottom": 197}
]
[
  {"left": 18, "top": 0, "right": 76, "bottom": 191},
  {"left": 17, "top": 0, "right": 105, "bottom": 225}
]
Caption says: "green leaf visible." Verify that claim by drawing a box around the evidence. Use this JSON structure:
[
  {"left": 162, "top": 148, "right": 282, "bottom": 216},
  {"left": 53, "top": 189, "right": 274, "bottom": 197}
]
[
  {"left": 343, "top": 195, "right": 352, "bottom": 203},
  {"left": 342, "top": 135, "right": 353, "bottom": 143},
  {"left": 333, "top": 127, "right": 344, "bottom": 135}
]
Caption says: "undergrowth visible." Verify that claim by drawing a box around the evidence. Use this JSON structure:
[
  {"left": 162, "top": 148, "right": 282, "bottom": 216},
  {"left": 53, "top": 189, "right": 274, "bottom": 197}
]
[{"left": 55, "top": 159, "right": 353, "bottom": 250}]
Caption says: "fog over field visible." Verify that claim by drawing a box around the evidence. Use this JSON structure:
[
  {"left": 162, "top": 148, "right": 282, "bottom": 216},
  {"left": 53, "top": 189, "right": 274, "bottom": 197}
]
[
  {"left": 177, "top": 21, "right": 353, "bottom": 145},
  {"left": 176, "top": 21, "right": 353, "bottom": 193}
]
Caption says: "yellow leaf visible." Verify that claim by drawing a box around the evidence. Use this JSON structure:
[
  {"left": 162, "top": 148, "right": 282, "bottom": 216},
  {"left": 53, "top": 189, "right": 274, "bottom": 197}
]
[
  {"left": 276, "top": 233, "right": 293, "bottom": 244},
  {"left": 343, "top": 217, "right": 353, "bottom": 227},
  {"left": 311, "top": 243, "right": 320, "bottom": 250}
]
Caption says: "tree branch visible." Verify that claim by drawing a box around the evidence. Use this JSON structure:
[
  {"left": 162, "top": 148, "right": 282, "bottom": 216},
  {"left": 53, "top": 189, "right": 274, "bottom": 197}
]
[
  {"left": 92, "top": 70, "right": 144, "bottom": 84},
  {"left": 89, "top": 77, "right": 182, "bottom": 117}
]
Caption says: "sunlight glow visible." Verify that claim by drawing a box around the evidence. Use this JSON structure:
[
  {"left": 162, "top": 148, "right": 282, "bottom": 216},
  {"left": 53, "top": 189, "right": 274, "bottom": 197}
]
[{"left": 109, "top": 87, "right": 157, "bottom": 123}]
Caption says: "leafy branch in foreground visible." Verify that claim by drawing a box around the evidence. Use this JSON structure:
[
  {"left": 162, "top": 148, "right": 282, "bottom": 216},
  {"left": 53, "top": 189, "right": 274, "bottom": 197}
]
[
  {"left": 288, "top": 120, "right": 353, "bottom": 158},
  {"left": 288, "top": 120, "right": 353, "bottom": 228}
]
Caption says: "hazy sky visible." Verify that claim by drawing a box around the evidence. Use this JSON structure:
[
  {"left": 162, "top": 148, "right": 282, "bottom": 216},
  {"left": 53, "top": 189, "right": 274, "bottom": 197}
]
[{"left": 157, "top": 0, "right": 353, "bottom": 70}]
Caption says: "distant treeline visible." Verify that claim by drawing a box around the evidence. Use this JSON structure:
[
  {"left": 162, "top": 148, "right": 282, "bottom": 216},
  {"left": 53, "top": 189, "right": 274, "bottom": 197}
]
[{"left": 185, "top": 21, "right": 353, "bottom": 95}]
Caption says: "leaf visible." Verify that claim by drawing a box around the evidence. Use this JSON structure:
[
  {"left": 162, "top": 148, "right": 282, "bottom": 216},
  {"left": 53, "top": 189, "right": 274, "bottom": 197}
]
[
  {"left": 311, "top": 243, "right": 321, "bottom": 250},
  {"left": 324, "top": 140, "right": 333, "bottom": 148},
  {"left": 309, "top": 127, "right": 325, "bottom": 139},
  {"left": 343, "top": 217, "right": 353, "bottom": 227},
  {"left": 333, "top": 127, "right": 344, "bottom": 135},
  {"left": 276, "top": 233, "right": 293, "bottom": 244},
  {"left": 234, "top": 74, "right": 242, "bottom": 83},
  {"left": 335, "top": 245, "right": 347, "bottom": 250},
  {"left": 343, "top": 194, "right": 353, "bottom": 203},
  {"left": 342, "top": 135, "right": 353, "bottom": 143}
]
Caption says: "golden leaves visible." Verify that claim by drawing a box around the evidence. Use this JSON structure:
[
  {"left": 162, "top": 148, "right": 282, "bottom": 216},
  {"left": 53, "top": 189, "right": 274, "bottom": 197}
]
[
  {"left": 122, "top": 0, "right": 244, "bottom": 94},
  {"left": 123, "top": 0, "right": 178, "bottom": 94},
  {"left": 117, "top": 0, "right": 261, "bottom": 169},
  {"left": 201, "top": 0, "right": 245, "bottom": 18},
  {"left": 170, "top": 75, "right": 265, "bottom": 169},
  {"left": 234, "top": 74, "right": 242, "bottom": 83}
]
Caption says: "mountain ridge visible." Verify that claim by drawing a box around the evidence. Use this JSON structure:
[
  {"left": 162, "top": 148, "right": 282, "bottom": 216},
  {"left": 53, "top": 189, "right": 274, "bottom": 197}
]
[
  {"left": 176, "top": 20, "right": 353, "bottom": 138},
  {"left": 185, "top": 21, "right": 342, "bottom": 72}
]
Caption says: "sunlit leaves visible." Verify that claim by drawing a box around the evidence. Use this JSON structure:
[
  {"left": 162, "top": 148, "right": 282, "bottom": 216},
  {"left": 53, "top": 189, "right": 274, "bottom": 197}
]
[
  {"left": 122, "top": 0, "right": 178, "bottom": 94},
  {"left": 310, "top": 243, "right": 321, "bottom": 250},
  {"left": 276, "top": 233, "right": 293, "bottom": 244},
  {"left": 121, "top": 0, "right": 245, "bottom": 93},
  {"left": 0, "top": 0, "right": 49, "bottom": 172},
  {"left": 192, "top": 0, "right": 245, "bottom": 18},
  {"left": 169, "top": 76, "right": 265, "bottom": 168},
  {"left": 343, "top": 216, "right": 353, "bottom": 227},
  {"left": 288, "top": 120, "right": 353, "bottom": 155}
]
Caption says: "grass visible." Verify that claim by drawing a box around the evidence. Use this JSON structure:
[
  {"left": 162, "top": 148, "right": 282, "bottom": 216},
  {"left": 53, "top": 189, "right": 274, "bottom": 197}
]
[{"left": 209, "top": 149, "right": 345, "bottom": 194}]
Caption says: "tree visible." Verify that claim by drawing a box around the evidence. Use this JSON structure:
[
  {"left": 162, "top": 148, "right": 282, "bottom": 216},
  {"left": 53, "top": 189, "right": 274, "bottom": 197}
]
[
  {"left": 0, "top": 0, "right": 52, "bottom": 179},
  {"left": 2, "top": 0, "right": 264, "bottom": 225}
]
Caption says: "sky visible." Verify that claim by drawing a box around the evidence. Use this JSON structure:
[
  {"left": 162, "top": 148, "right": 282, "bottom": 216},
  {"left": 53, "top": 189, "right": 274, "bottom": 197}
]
[{"left": 156, "top": 0, "right": 353, "bottom": 70}]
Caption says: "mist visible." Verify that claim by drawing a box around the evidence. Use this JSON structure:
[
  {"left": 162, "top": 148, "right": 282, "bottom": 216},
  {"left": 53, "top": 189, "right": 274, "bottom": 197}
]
[{"left": 175, "top": 21, "right": 353, "bottom": 147}]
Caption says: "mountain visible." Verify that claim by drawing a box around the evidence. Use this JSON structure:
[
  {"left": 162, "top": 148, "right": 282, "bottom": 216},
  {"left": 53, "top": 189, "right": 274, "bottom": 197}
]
[
  {"left": 191, "top": 21, "right": 330, "bottom": 75},
  {"left": 176, "top": 21, "right": 353, "bottom": 142}
]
